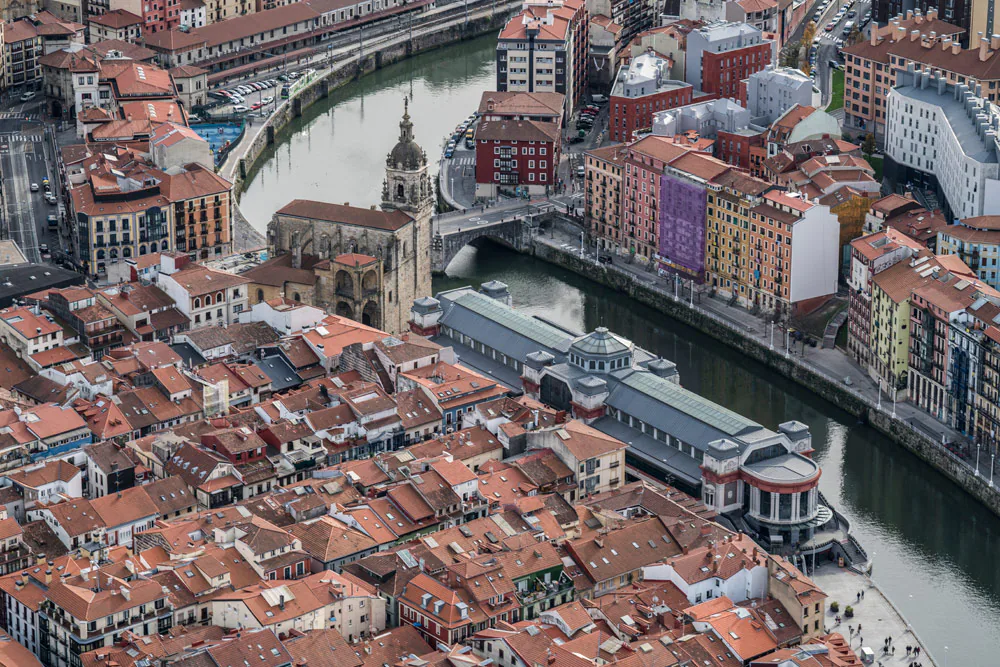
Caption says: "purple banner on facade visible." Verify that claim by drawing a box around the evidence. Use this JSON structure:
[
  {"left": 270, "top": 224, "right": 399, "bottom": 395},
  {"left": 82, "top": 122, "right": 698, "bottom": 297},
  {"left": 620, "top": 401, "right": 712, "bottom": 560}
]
[{"left": 658, "top": 172, "right": 707, "bottom": 281}]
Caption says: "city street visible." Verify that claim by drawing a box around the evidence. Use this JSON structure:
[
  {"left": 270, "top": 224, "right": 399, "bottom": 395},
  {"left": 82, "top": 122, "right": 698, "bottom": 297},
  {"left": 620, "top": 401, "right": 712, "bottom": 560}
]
[
  {"left": 811, "top": 0, "right": 871, "bottom": 105},
  {"left": 0, "top": 108, "right": 60, "bottom": 265}
]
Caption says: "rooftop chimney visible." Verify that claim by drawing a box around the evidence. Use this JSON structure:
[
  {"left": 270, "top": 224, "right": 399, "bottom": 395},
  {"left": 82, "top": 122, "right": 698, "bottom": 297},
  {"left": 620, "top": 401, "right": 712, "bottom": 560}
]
[
  {"left": 982, "top": 36, "right": 991, "bottom": 61},
  {"left": 910, "top": 29, "right": 920, "bottom": 41}
]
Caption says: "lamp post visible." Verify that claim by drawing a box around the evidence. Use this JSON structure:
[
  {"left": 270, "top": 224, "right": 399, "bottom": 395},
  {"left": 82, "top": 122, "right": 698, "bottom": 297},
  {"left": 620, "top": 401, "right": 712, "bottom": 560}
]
[
  {"left": 689, "top": 279, "right": 694, "bottom": 308},
  {"left": 769, "top": 321, "right": 774, "bottom": 351},
  {"left": 976, "top": 443, "right": 981, "bottom": 476},
  {"left": 877, "top": 379, "right": 882, "bottom": 411},
  {"left": 991, "top": 453, "right": 996, "bottom": 486},
  {"left": 891, "top": 386, "right": 896, "bottom": 418}
]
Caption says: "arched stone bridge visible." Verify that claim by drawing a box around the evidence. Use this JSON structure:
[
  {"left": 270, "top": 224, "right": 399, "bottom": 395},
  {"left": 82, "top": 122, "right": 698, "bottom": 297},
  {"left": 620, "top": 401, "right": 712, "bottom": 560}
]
[{"left": 431, "top": 204, "right": 558, "bottom": 273}]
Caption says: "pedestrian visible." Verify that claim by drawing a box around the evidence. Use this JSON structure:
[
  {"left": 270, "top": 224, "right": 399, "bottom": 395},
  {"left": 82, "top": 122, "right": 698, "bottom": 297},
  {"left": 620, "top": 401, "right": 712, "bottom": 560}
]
[
  {"left": 906, "top": 646, "right": 911, "bottom": 656},
  {"left": 858, "top": 624, "right": 862, "bottom": 634},
  {"left": 856, "top": 592, "right": 861, "bottom": 602},
  {"left": 849, "top": 625, "right": 853, "bottom": 637},
  {"left": 915, "top": 647, "right": 921, "bottom": 657},
  {"left": 891, "top": 647, "right": 895, "bottom": 656},
  {"left": 862, "top": 590, "right": 865, "bottom": 600}
]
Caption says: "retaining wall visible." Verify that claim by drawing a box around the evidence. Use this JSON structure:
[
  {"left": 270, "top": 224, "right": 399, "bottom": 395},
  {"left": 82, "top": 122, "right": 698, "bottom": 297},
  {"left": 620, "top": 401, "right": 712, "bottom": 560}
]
[
  {"left": 529, "top": 240, "right": 1000, "bottom": 518},
  {"left": 230, "top": 13, "right": 507, "bottom": 199}
]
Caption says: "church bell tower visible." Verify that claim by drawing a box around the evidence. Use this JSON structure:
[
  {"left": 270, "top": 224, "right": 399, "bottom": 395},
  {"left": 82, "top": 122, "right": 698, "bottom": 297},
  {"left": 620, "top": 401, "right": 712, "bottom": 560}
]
[{"left": 381, "top": 98, "right": 434, "bottom": 328}]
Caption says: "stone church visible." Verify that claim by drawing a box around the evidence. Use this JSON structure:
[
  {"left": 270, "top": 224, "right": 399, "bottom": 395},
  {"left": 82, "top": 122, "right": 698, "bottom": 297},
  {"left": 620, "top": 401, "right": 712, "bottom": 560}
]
[{"left": 262, "top": 101, "right": 433, "bottom": 335}]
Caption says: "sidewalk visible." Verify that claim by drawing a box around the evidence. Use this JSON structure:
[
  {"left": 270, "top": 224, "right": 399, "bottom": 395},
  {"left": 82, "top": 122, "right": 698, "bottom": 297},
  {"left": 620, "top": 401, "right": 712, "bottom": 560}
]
[
  {"left": 812, "top": 563, "right": 936, "bottom": 667},
  {"left": 536, "top": 222, "right": 993, "bottom": 479}
]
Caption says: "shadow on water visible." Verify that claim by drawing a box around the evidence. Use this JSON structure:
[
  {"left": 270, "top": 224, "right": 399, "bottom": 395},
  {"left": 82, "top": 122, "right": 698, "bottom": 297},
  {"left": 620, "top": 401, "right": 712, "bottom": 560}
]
[{"left": 436, "top": 241, "right": 1000, "bottom": 660}]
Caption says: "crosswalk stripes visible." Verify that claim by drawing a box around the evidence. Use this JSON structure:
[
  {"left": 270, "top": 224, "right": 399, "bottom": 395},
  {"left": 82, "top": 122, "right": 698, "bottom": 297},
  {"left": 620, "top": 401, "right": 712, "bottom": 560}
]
[
  {"left": 0, "top": 135, "right": 42, "bottom": 142},
  {"left": 447, "top": 156, "right": 475, "bottom": 166},
  {"left": 0, "top": 112, "right": 37, "bottom": 120}
]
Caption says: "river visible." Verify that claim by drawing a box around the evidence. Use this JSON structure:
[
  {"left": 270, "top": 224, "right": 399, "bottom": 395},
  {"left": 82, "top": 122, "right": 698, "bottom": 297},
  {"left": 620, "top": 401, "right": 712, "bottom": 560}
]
[{"left": 241, "top": 33, "right": 1000, "bottom": 661}]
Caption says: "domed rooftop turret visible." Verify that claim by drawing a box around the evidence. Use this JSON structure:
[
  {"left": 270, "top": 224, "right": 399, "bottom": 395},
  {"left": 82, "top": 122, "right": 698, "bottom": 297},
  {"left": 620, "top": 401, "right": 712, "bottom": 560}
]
[
  {"left": 387, "top": 97, "right": 427, "bottom": 170},
  {"left": 572, "top": 327, "right": 632, "bottom": 356}
]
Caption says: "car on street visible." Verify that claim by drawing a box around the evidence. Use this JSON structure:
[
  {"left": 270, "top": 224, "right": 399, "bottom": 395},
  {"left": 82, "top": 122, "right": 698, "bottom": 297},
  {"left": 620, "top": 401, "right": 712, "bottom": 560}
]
[
  {"left": 825, "top": 22, "right": 834, "bottom": 31},
  {"left": 251, "top": 102, "right": 264, "bottom": 111},
  {"left": 598, "top": 254, "right": 613, "bottom": 265},
  {"left": 262, "top": 96, "right": 274, "bottom": 104},
  {"left": 575, "top": 165, "right": 585, "bottom": 177},
  {"left": 45, "top": 193, "right": 57, "bottom": 205},
  {"left": 568, "top": 136, "right": 584, "bottom": 144},
  {"left": 233, "top": 105, "right": 249, "bottom": 113},
  {"left": 19, "top": 91, "right": 36, "bottom": 102},
  {"left": 47, "top": 215, "right": 57, "bottom": 228},
  {"left": 445, "top": 147, "right": 454, "bottom": 158},
  {"left": 30, "top": 183, "right": 39, "bottom": 192},
  {"left": 847, "top": 10, "right": 856, "bottom": 17}
]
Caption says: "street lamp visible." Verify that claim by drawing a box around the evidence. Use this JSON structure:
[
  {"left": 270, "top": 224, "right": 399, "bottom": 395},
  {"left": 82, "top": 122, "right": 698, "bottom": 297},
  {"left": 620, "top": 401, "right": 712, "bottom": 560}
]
[
  {"left": 976, "top": 443, "right": 981, "bottom": 476},
  {"left": 769, "top": 321, "right": 774, "bottom": 351},
  {"left": 877, "top": 379, "right": 882, "bottom": 411},
  {"left": 992, "top": 453, "right": 996, "bottom": 486}
]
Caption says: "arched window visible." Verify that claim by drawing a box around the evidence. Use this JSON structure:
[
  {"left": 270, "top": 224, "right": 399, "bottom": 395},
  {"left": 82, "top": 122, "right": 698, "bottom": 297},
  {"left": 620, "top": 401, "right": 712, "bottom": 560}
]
[
  {"left": 96, "top": 249, "right": 106, "bottom": 260},
  {"left": 204, "top": 294, "right": 213, "bottom": 306},
  {"left": 293, "top": 292, "right": 301, "bottom": 301},
  {"left": 256, "top": 289, "right": 264, "bottom": 302},
  {"left": 161, "top": 240, "right": 169, "bottom": 251},
  {"left": 123, "top": 247, "right": 132, "bottom": 258},
  {"left": 396, "top": 183, "right": 405, "bottom": 199},
  {"left": 194, "top": 297, "right": 201, "bottom": 309},
  {"left": 216, "top": 292, "right": 224, "bottom": 303}
]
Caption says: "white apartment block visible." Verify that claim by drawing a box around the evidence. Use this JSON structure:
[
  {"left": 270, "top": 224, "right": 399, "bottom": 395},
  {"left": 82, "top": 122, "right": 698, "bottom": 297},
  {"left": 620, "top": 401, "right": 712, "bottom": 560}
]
[
  {"left": 744, "top": 65, "right": 820, "bottom": 124},
  {"left": 886, "top": 67, "right": 1000, "bottom": 221}
]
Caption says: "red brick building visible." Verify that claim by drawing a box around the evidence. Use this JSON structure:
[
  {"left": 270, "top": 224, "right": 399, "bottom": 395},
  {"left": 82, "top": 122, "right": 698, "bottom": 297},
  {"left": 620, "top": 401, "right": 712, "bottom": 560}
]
[
  {"left": 686, "top": 21, "right": 774, "bottom": 100},
  {"left": 475, "top": 118, "right": 561, "bottom": 197},
  {"left": 609, "top": 53, "right": 693, "bottom": 142}
]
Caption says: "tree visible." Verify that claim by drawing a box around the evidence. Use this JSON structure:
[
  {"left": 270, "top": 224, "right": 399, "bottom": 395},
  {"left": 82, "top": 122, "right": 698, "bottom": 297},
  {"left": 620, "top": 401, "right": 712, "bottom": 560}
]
[
  {"left": 801, "top": 22, "right": 817, "bottom": 74},
  {"left": 862, "top": 133, "right": 876, "bottom": 157},
  {"left": 781, "top": 42, "right": 801, "bottom": 68}
]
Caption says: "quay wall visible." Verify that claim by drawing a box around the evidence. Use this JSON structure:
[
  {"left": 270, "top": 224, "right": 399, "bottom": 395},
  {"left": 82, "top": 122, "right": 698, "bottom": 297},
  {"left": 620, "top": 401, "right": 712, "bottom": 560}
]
[
  {"left": 228, "top": 10, "right": 511, "bottom": 200},
  {"left": 528, "top": 239, "right": 1000, "bottom": 518}
]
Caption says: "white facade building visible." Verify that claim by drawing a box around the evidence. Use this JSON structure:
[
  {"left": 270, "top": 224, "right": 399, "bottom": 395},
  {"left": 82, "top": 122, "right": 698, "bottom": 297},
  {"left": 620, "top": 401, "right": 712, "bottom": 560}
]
[
  {"left": 744, "top": 65, "right": 820, "bottom": 125},
  {"left": 886, "top": 67, "right": 1000, "bottom": 220}
]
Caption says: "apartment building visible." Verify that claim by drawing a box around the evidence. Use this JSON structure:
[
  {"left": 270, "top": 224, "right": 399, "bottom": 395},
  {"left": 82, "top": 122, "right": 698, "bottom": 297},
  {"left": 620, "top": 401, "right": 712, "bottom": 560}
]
[
  {"left": 686, "top": 20, "right": 774, "bottom": 101},
  {"left": 875, "top": 4, "right": 989, "bottom": 48},
  {"left": 157, "top": 254, "right": 249, "bottom": 328},
  {"left": 474, "top": 118, "right": 561, "bottom": 197},
  {"left": 706, "top": 179, "right": 839, "bottom": 315},
  {"left": 40, "top": 573, "right": 172, "bottom": 667},
  {"left": 885, "top": 67, "right": 1000, "bottom": 221},
  {"left": 496, "top": 0, "right": 589, "bottom": 112},
  {"left": 847, "top": 228, "right": 925, "bottom": 368},
  {"left": 0, "top": 307, "right": 64, "bottom": 362},
  {"left": 841, "top": 11, "right": 975, "bottom": 142},
  {"left": 743, "top": 64, "right": 819, "bottom": 124},
  {"left": 87, "top": 9, "right": 143, "bottom": 42},
  {"left": 908, "top": 270, "right": 1000, "bottom": 432},
  {"left": 585, "top": 144, "right": 626, "bottom": 254},
  {"left": 608, "top": 52, "right": 694, "bottom": 142},
  {"left": 937, "top": 216, "right": 1000, "bottom": 290},
  {"left": 162, "top": 162, "right": 234, "bottom": 258}
]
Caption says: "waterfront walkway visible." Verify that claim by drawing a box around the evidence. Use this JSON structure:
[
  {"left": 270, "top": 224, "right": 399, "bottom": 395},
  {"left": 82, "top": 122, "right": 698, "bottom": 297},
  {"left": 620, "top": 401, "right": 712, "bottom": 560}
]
[
  {"left": 535, "top": 223, "right": 1000, "bottom": 489},
  {"left": 812, "top": 563, "right": 937, "bottom": 667}
]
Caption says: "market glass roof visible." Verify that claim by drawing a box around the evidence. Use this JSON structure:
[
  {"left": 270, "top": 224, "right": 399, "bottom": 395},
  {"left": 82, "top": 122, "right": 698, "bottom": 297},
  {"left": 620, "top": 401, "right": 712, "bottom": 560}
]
[
  {"left": 621, "top": 372, "right": 759, "bottom": 437},
  {"left": 454, "top": 292, "right": 570, "bottom": 349}
]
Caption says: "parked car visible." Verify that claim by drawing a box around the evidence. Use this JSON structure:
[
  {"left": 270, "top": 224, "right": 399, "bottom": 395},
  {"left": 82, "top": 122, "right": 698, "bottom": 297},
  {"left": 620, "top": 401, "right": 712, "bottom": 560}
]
[
  {"left": 251, "top": 102, "right": 264, "bottom": 111},
  {"left": 445, "top": 146, "right": 455, "bottom": 158},
  {"left": 47, "top": 215, "right": 57, "bottom": 228},
  {"left": 233, "top": 105, "right": 250, "bottom": 113},
  {"left": 30, "top": 183, "right": 39, "bottom": 192},
  {"left": 45, "top": 193, "right": 57, "bottom": 205},
  {"left": 262, "top": 96, "right": 274, "bottom": 104},
  {"left": 825, "top": 22, "right": 835, "bottom": 31}
]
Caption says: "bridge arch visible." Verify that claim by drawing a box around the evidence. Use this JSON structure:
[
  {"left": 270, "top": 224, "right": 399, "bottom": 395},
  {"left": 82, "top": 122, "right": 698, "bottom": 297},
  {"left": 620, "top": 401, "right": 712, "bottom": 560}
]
[{"left": 431, "top": 217, "right": 532, "bottom": 274}]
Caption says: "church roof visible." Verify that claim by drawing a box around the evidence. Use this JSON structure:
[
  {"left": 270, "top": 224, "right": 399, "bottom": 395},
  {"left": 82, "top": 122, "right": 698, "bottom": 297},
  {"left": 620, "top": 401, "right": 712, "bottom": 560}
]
[{"left": 275, "top": 200, "right": 413, "bottom": 231}]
